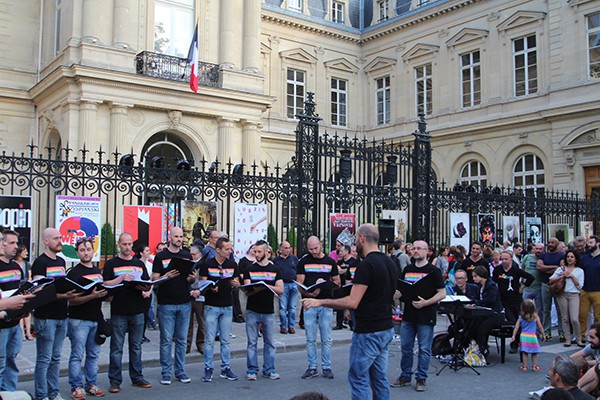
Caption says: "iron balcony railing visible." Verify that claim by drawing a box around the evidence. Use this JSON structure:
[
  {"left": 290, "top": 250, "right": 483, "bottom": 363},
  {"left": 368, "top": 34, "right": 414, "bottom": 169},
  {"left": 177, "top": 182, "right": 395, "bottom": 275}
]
[{"left": 135, "top": 51, "right": 220, "bottom": 88}]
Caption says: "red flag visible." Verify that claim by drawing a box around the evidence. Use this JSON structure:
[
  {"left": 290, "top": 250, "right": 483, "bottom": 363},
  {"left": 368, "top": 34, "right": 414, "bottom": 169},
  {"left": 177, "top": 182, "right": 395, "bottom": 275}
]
[{"left": 187, "top": 23, "right": 199, "bottom": 93}]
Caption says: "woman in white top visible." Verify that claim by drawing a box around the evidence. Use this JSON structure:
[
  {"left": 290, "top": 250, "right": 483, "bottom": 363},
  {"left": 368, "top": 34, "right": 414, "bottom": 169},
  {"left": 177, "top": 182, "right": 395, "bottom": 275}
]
[{"left": 549, "top": 250, "right": 585, "bottom": 347}]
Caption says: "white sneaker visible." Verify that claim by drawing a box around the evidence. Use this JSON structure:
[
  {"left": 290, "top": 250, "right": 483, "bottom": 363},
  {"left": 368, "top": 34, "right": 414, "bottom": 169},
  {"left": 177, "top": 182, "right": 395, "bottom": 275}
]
[{"left": 529, "top": 387, "right": 552, "bottom": 399}]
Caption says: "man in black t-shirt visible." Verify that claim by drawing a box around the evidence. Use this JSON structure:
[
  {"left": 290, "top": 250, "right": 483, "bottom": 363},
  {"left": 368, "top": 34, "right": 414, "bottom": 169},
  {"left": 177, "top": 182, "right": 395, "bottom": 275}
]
[
  {"left": 196, "top": 237, "right": 240, "bottom": 383},
  {"left": 103, "top": 232, "right": 153, "bottom": 393},
  {"left": 391, "top": 240, "right": 446, "bottom": 392},
  {"left": 151, "top": 227, "right": 195, "bottom": 385},
  {"left": 303, "top": 224, "right": 398, "bottom": 399},
  {"left": 334, "top": 245, "right": 358, "bottom": 330},
  {"left": 0, "top": 229, "right": 25, "bottom": 392},
  {"left": 458, "top": 241, "right": 489, "bottom": 284},
  {"left": 242, "top": 240, "right": 283, "bottom": 381},
  {"left": 32, "top": 227, "right": 78, "bottom": 400},
  {"left": 297, "top": 236, "right": 340, "bottom": 380},
  {"left": 66, "top": 238, "right": 108, "bottom": 399}
]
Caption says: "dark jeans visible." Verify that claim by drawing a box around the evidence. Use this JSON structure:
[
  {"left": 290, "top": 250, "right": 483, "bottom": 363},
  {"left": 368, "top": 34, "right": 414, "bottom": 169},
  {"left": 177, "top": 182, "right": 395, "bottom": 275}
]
[
  {"left": 108, "top": 313, "right": 145, "bottom": 385},
  {"left": 473, "top": 313, "right": 505, "bottom": 352},
  {"left": 187, "top": 300, "right": 205, "bottom": 352}
]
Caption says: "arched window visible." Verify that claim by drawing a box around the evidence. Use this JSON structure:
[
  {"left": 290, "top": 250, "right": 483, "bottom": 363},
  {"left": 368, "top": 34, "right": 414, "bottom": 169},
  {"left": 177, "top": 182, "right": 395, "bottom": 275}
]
[
  {"left": 142, "top": 131, "right": 195, "bottom": 168},
  {"left": 459, "top": 161, "right": 487, "bottom": 187},
  {"left": 513, "top": 154, "right": 545, "bottom": 195}
]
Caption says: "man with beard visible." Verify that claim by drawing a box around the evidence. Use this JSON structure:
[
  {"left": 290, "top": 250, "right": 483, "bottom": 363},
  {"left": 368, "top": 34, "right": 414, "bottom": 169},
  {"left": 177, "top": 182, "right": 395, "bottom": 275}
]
[
  {"left": 67, "top": 238, "right": 109, "bottom": 399},
  {"left": 104, "top": 233, "right": 153, "bottom": 393},
  {"left": 569, "top": 324, "right": 600, "bottom": 396},
  {"left": 243, "top": 240, "right": 283, "bottom": 381},
  {"left": 537, "top": 238, "right": 565, "bottom": 341},
  {"left": 0, "top": 229, "right": 25, "bottom": 391},
  {"left": 297, "top": 236, "right": 340, "bottom": 380},
  {"left": 303, "top": 224, "right": 398, "bottom": 400},
  {"left": 458, "top": 241, "right": 488, "bottom": 284},
  {"left": 32, "top": 227, "right": 79, "bottom": 400},
  {"left": 391, "top": 240, "right": 446, "bottom": 392},
  {"left": 580, "top": 236, "right": 600, "bottom": 342}
]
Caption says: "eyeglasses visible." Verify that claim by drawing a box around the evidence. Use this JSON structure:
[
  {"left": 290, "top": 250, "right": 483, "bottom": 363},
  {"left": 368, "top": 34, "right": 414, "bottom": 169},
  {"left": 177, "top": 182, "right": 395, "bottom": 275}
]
[
  {"left": 412, "top": 247, "right": 427, "bottom": 251},
  {"left": 455, "top": 276, "right": 467, "bottom": 280}
]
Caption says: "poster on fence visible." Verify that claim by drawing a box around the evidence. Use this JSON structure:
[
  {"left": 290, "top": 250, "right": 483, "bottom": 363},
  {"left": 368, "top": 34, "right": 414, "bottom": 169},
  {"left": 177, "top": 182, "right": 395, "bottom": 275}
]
[
  {"left": 548, "top": 223, "right": 570, "bottom": 244},
  {"left": 181, "top": 201, "right": 218, "bottom": 248},
  {"left": 151, "top": 202, "right": 176, "bottom": 243},
  {"left": 123, "top": 205, "right": 163, "bottom": 254},
  {"left": 381, "top": 210, "right": 407, "bottom": 242},
  {"left": 450, "top": 212, "right": 470, "bottom": 248},
  {"left": 478, "top": 213, "right": 496, "bottom": 246},
  {"left": 55, "top": 196, "right": 102, "bottom": 262},
  {"left": 234, "top": 203, "right": 268, "bottom": 260},
  {"left": 0, "top": 195, "right": 32, "bottom": 257},
  {"left": 580, "top": 221, "right": 594, "bottom": 238},
  {"left": 329, "top": 213, "right": 356, "bottom": 253},
  {"left": 503, "top": 215, "right": 520, "bottom": 245},
  {"left": 525, "top": 217, "right": 543, "bottom": 244}
]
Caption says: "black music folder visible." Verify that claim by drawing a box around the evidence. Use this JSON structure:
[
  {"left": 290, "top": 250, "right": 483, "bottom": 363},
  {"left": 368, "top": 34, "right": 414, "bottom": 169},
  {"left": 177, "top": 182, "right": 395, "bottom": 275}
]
[{"left": 397, "top": 274, "right": 436, "bottom": 303}]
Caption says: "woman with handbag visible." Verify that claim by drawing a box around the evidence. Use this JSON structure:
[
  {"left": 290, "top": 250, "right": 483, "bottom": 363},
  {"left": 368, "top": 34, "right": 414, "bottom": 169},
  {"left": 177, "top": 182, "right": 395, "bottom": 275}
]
[{"left": 549, "top": 250, "right": 585, "bottom": 347}]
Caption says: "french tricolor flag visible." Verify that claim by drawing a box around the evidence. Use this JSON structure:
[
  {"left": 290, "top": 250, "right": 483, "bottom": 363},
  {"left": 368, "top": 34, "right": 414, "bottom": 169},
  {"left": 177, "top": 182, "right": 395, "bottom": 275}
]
[{"left": 187, "top": 23, "right": 199, "bottom": 93}]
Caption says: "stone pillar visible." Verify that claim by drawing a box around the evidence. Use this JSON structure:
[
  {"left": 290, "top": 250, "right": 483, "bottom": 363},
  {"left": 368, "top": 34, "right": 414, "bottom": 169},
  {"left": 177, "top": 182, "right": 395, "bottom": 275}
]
[
  {"left": 82, "top": 1, "right": 112, "bottom": 43},
  {"left": 109, "top": 104, "right": 131, "bottom": 154},
  {"left": 113, "top": 0, "right": 137, "bottom": 49},
  {"left": 242, "top": 121, "right": 260, "bottom": 164},
  {"left": 79, "top": 101, "right": 100, "bottom": 150},
  {"left": 219, "top": 0, "right": 242, "bottom": 68},
  {"left": 218, "top": 118, "right": 236, "bottom": 163},
  {"left": 243, "top": 1, "right": 261, "bottom": 73}
]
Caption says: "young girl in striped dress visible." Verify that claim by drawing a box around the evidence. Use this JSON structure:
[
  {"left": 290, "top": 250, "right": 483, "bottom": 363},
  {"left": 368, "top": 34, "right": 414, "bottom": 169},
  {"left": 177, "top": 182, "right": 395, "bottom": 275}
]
[{"left": 511, "top": 299, "right": 544, "bottom": 371}]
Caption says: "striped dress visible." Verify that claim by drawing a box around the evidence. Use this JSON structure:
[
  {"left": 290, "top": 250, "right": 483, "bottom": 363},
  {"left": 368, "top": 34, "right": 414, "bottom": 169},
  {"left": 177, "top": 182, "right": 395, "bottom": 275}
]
[{"left": 519, "top": 316, "right": 541, "bottom": 354}]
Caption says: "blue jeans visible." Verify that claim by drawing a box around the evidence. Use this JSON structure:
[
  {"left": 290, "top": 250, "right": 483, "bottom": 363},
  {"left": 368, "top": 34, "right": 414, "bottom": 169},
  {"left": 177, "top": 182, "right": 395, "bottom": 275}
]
[
  {"left": 158, "top": 302, "right": 191, "bottom": 379},
  {"left": 34, "top": 318, "right": 68, "bottom": 400},
  {"left": 400, "top": 321, "right": 434, "bottom": 381},
  {"left": 541, "top": 283, "right": 564, "bottom": 335},
  {"left": 279, "top": 283, "right": 299, "bottom": 329},
  {"left": 109, "top": 313, "right": 145, "bottom": 384},
  {"left": 0, "top": 325, "right": 23, "bottom": 391},
  {"left": 304, "top": 306, "right": 333, "bottom": 370},
  {"left": 68, "top": 319, "right": 101, "bottom": 390},
  {"left": 148, "top": 292, "right": 156, "bottom": 323},
  {"left": 203, "top": 305, "right": 232, "bottom": 371},
  {"left": 246, "top": 311, "right": 276, "bottom": 375},
  {"left": 349, "top": 328, "right": 394, "bottom": 400}
]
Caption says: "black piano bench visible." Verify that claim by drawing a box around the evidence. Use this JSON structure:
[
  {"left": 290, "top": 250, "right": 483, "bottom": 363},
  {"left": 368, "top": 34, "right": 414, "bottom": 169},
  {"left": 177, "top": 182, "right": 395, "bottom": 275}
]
[{"left": 490, "top": 324, "right": 515, "bottom": 364}]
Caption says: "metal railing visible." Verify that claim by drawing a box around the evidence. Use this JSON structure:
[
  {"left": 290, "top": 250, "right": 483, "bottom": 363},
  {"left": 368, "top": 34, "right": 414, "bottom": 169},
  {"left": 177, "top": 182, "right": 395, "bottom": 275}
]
[{"left": 135, "top": 51, "right": 220, "bottom": 88}]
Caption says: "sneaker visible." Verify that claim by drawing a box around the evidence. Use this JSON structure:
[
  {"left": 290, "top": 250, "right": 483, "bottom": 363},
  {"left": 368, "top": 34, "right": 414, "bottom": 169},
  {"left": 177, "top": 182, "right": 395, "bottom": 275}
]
[
  {"left": 529, "top": 387, "right": 552, "bottom": 399},
  {"left": 559, "top": 333, "right": 566, "bottom": 342},
  {"left": 51, "top": 395, "right": 66, "bottom": 400},
  {"left": 416, "top": 379, "right": 426, "bottom": 392},
  {"left": 132, "top": 379, "right": 152, "bottom": 388},
  {"left": 263, "top": 372, "right": 281, "bottom": 380},
  {"left": 160, "top": 376, "right": 171, "bottom": 385},
  {"left": 301, "top": 368, "right": 319, "bottom": 379},
  {"left": 85, "top": 385, "right": 104, "bottom": 397},
  {"left": 202, "top": 368, "right": 214, "bottom": 382},
  {"left": 220, "top": 368, "right": 238, "bottom": 381},
  {"left": 108, "top": 382, "right": 120, "bottom": 393},
  {"left": 246, "top": 372, "right": 257, "bottom": 381},
  {"left": 288, "top": 328, "right": 296, "bottom": 334},
  {"left": 544, "top": 333, "right": 552, "bottom": 342},
  {"left": 390, "top": 376, "right": 411, "bottom": 388},
  {"left": 71, "top": 387, "right": 86, "bottom": 400},
  {"left": 176, "top": 374, "right": 191, "bottom": 384},
  {"left": 322, "top": 369, "right": 334, "bottom": 379}
]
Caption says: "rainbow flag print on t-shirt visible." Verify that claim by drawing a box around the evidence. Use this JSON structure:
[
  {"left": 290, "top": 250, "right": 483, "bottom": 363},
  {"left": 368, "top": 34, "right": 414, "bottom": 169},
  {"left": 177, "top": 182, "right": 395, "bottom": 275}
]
[
  {"left": 161, "top": 259, "right": 171, "bottom": 269},
  {"left": 0, "top": 270, "right": 21, "bottom": 283},
  {"left": 46, "top": 266, "right": 66, "bottom": 277},
  {"left": 249, "top": 271, "right": 276, "bottom": 282},
  {"left": 404, "top": 272, "right": 428, "bottom": 284},
  {"left": 348, "top": 266, "right": 357, "bottom": 279},
  {"left": 114, "top": 266, "right": 143, "bottom": 276},
  {"left": 208, "top": 268, "right": 235, "bottom": 279},
  {"left": 83, "top": 274, "right": 103, "bottom": 283},
  {"left": 304, "top": 264, "right": 332, "bottom": 274}
]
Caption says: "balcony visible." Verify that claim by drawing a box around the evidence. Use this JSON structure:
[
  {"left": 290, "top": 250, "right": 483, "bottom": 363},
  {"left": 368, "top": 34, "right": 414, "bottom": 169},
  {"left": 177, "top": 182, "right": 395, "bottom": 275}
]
[{"left": 135, "top": 51, "right": 220, "bottom": 88}]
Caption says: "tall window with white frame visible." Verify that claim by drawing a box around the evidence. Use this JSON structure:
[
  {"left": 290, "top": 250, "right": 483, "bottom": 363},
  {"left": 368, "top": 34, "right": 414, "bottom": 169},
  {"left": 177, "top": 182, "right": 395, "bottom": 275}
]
[
  {"left": 378, "top": 0, "right": 389, "bottom": 22},
  {"left": 331, "top": 78, "right": 347, "bottom": 127},
  {"left": 513, "top": 154, "right": 545, "bottom": 197},
  {"left": 459, "top": 161, "right": 487, "bottom": 187},
  {"left": 154, "top": 0, "right": 194, "bottom": 57},
  {"left": 287, "top": 69, "right": 305, "bottom": 119},
  {"left": 288, "top": 0, "right": 302, "bottom": 11},
  {"left": 332, "top": 1, "right": 344, "bottom": 23},
  {"left": 54, "top": 0, "right": 62, "bottom": 55},
  {"left": 513, "top": 35, "right": 538, "bottom": 97},
  {"left": 415, "top": 64, "right": 432, "bottom": 116},
  {"left": 376, "top": 76, "right": 391, "bottom": 125},
  {"left": 461, "top": 51, "right": 481, "bottom": 108},
  {"left": 587, "top": 12, "right": 600, "bottom": 79}
]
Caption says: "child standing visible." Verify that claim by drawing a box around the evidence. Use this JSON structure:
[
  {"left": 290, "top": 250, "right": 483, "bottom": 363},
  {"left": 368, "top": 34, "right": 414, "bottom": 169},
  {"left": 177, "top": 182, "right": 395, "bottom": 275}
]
[{"left": 512, "top": 299, "right": 544, "bottom": 371}]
